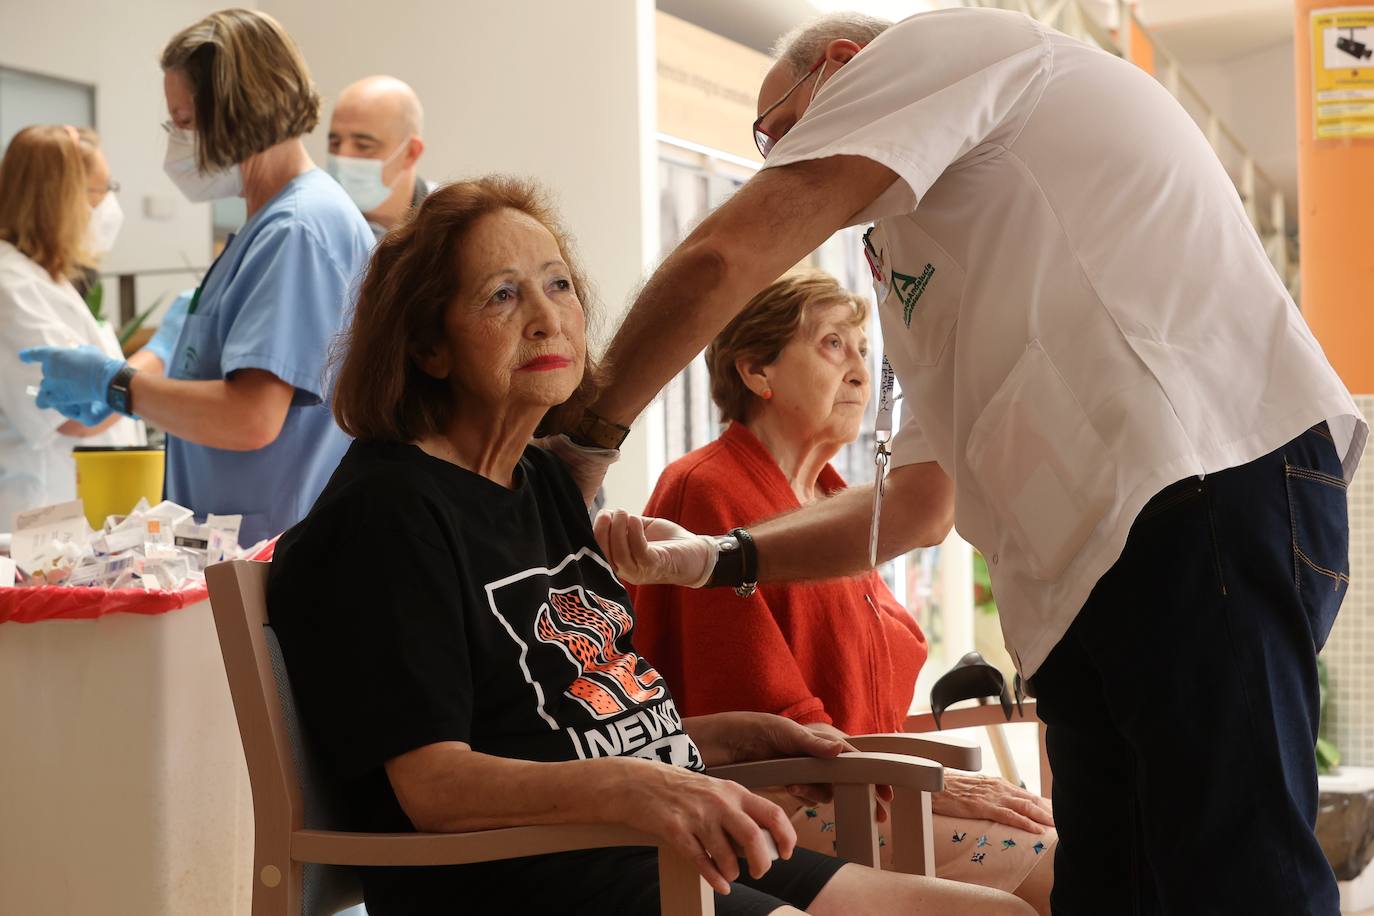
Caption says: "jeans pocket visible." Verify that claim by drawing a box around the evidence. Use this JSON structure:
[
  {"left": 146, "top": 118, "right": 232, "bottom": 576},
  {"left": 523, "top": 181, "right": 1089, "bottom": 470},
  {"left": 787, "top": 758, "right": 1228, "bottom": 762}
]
[{"left": 1285, "top": 459, "right": 1350, "bottom": 651}]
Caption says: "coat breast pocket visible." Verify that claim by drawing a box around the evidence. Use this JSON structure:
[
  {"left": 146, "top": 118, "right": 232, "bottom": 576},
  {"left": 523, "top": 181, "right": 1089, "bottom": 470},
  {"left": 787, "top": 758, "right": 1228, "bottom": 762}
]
[
  {"left": 170, "top": 311, "right": 224, "bottom": 382},
  {"left": 871, "top": 221, "right": 962, "bottom": 369}
]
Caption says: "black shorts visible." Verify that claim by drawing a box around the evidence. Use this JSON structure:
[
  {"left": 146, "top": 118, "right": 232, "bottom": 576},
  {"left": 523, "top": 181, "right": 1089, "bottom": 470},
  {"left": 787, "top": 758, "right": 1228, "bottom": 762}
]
[{"left": 361, "top": 845, "right": 848, "bottom": 915}]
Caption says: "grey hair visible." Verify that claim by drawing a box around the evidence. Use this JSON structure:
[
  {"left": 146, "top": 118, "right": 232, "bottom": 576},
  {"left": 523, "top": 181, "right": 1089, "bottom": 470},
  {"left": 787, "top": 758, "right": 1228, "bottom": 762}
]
[{"left": 772, "top": 12, "right": 893, "bottom": 77}]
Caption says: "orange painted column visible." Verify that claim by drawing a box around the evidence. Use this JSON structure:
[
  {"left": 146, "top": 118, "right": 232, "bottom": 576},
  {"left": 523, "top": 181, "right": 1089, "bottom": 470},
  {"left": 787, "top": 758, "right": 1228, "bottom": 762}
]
[
  {"left": 1129, "top": 19, "right": 1155, "bottom": 76},
  {"left": 1295, "top": 0, "right": 1374, "bottom": 393}
]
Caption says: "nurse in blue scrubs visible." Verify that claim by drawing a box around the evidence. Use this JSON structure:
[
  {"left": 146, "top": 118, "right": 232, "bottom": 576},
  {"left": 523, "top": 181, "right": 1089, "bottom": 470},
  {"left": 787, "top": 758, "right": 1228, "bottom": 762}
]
[{"left": 22, "top": 10, "right": 373, "bottom": 546}]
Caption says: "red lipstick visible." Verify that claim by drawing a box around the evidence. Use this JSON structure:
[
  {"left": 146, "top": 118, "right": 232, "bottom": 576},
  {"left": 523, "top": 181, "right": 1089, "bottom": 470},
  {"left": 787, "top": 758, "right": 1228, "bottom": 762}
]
[{"left": 518, "top": 355, "right": 572, "bottom": 372}]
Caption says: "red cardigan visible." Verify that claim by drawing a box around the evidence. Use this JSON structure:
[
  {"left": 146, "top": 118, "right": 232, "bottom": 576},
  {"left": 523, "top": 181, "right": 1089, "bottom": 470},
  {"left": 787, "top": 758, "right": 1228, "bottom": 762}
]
[{"left": 630, "top": 423, "right": 928, "bottom": 734}]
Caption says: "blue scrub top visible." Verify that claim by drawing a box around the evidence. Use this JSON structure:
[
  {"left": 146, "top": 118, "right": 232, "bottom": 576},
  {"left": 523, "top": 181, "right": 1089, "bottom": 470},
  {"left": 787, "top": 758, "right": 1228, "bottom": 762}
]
[{"left": 164, "top": 169, "right": 373, "bottom": 545}]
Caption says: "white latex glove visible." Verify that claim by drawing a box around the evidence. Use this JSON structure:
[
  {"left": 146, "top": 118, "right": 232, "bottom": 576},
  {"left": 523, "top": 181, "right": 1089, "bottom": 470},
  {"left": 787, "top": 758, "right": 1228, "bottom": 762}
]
[
  {"left": 593, "top": 509, "right": 719, "bottom": 588},
  {"left": 537, "top": 434, "right": 619, "bottom": 507}
]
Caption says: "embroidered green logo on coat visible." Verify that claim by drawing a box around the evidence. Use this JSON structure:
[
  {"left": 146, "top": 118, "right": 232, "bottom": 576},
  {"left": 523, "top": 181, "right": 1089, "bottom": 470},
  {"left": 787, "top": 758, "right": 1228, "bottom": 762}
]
[{"left": 893, "top": 264, "right": 935, "bottom": 327}]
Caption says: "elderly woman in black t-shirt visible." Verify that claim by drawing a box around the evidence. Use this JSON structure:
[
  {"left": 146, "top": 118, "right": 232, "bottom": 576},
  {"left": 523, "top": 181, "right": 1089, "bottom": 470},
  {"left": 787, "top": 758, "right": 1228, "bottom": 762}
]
[{"left": 268, "top": 177, "right": 1032, "bottom": 916}]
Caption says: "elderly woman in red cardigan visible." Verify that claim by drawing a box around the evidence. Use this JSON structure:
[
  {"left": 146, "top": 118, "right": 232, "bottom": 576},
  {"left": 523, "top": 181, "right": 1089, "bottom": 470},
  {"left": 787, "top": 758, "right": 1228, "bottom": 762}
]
[{"left": 630, "top": 271, "right": 1056, "bottom": 914}]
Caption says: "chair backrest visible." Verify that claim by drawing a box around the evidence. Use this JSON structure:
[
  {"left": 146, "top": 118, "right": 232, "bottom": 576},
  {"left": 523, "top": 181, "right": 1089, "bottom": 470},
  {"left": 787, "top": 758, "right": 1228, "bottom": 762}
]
[{"left": 206, "top": 559, "right": 363, "bottom": 916}]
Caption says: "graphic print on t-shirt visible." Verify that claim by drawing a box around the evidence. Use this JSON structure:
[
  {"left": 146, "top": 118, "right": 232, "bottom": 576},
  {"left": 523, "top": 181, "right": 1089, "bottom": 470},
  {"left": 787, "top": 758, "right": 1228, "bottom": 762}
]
[
  {"left": 485, "top": 547, "right": 703, "bottom": 770},
  {"left": 536, "top": 585, "right": 666, "bottom": 718}
]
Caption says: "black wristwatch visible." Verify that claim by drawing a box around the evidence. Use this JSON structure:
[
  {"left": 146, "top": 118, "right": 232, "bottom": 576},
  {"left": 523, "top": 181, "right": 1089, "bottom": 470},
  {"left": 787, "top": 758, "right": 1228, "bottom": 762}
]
[
  {"left": 106, "top": 363, "right": 137, "bottom": 416},
  {"left": 569, "top": 410, "right": 631, "bottom": 450},
  {"left": 706, "top": 527, "right": 758, "bottom": 597}
]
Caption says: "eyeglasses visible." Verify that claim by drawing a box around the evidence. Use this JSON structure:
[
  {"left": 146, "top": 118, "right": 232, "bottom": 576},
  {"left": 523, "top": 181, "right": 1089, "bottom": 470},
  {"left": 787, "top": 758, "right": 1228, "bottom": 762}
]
[
  {"left": 87, "top": 179, "right": 119, "bottom": 203},
  {"left": 752, "top": 58, "right": 824, "bottom": 159}
]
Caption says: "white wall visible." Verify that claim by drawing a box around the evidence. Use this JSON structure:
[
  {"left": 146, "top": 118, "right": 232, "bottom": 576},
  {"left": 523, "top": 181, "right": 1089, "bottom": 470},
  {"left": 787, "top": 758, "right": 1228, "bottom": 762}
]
[
  {"left": 1185, "top": 38, "right": 1299, "bottom": 211},
  {"left": 1, "top": 0, "right": 665, "bottom": 508},
  {"left": 0, "top": 0, "right": 222, "bottom": 318},
  {"left": 261, "top": 0, "right": 661, "bottom": 510}
]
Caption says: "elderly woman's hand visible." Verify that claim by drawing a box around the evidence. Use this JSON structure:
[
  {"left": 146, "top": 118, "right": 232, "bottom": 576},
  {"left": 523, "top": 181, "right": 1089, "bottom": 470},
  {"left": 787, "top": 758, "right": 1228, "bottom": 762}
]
[
  {"left": 687, "top": 713, "right": 894, "bottom": 822},
  {"left": 594, "top": 509, "right": 719, "bottom": 587},
  {"left": 622, "top": 763, "right": 796, "bottom": 895},
  {"left": 931, "top": 772, "right": 1055, "bottom": 833}
]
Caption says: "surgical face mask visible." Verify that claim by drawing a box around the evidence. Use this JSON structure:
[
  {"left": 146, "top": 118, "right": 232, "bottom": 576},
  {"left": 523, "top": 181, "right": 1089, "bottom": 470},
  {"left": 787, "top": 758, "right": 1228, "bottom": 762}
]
[
  {"left": 85, "top": 192, "right": 123, "bottom": 256},
  {"left": 326, "top": 139, "right": 408, "bottom": 213},
  {"left": 162, "top": 125, "right": 242, "bottom": 202}
]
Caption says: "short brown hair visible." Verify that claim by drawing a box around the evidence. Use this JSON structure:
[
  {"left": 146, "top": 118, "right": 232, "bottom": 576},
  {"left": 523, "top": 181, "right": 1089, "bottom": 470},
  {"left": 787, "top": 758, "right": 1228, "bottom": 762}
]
[
  {"left": 160, "top": 8, "right": 320, "bottom": 171},
  {"left": 707, "top": 270, "right": 867, "bottom": 423},
  {"left": 332, "top": 176, "right": 599, "bottom": 443},
  {"left": 0, "top": 125, "right": 89, "bottom": 280}
]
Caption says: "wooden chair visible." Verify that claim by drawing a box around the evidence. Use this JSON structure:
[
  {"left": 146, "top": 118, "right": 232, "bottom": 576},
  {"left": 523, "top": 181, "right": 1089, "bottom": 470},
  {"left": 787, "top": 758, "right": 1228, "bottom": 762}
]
[
  {"left": 206, "top": 560, "right": 960, "bottom": 916},
  {"left": 906, "top": 702, "right": 1052, "bottom": 799}
]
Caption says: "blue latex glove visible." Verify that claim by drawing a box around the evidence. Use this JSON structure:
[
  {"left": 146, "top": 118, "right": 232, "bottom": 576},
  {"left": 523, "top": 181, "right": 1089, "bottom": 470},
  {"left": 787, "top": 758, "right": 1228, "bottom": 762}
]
[
  {"left": 19, "top": 344, "right": 127, "bottom": 415},
  {"left": 142, "top": 290, "right": 192, "bottom": 367}
]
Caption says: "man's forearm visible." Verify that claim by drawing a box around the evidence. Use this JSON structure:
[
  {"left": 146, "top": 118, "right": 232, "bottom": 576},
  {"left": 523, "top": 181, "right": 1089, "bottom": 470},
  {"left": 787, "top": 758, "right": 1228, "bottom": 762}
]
[
  {"left": 593, "top": 239, "right": 740, "bottom": 425},
  {"left": 591, "top": 156, "right": 899, "bottom": 428},
  {"left": 751, "top": 461, "right": 955, "bottom": 582}
]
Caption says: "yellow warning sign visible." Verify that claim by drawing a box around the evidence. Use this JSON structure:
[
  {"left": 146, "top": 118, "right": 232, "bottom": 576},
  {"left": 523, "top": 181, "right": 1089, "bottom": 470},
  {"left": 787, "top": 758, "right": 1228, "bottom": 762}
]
[{"left": 1312, "top": 6, "right": 1374, "bottom": 139}]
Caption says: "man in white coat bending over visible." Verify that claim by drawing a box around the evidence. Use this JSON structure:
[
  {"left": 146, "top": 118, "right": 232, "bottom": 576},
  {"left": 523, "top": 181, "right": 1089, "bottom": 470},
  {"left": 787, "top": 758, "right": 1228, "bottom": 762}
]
[{"left": 573, "top": 9, "right": 1365, "bottom": 914}]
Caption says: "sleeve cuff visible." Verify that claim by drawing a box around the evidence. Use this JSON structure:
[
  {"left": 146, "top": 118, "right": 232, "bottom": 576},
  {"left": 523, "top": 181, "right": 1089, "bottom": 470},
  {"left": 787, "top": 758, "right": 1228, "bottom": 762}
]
[
  {"left": 222, "top": 352, "right": 326, "bottom": 405},
  {"left": 762, "top": 143, "right": 935, "bottom": 226}
]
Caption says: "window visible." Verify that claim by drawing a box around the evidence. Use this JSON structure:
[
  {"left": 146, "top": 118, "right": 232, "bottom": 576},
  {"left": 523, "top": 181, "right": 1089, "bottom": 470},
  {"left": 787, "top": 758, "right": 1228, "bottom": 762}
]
[
  {"left": 653, "top": 135, "right": 965, "bottom": 658},
  {"left": 0, "top": 66, "right": 95, "bottom": 153}
]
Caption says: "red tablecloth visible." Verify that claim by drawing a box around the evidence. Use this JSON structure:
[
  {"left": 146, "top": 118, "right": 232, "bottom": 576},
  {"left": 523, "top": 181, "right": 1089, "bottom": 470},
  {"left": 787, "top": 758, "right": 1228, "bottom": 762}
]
[{"left": 0, "top": 539, "right": 275, "bottom": 624}]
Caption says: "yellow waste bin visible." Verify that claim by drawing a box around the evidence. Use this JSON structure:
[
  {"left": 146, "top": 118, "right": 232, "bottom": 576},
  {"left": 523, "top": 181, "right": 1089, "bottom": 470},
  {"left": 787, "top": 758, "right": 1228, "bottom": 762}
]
[{"left": 72, "top": 446, "right": 165, "bottom": 529}]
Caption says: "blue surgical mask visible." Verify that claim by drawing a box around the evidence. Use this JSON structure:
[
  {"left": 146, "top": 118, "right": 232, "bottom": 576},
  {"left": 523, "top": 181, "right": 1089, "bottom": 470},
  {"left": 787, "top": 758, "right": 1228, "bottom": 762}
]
[{"left": 326, "top": 139, "right": 409, "bottom": 213}]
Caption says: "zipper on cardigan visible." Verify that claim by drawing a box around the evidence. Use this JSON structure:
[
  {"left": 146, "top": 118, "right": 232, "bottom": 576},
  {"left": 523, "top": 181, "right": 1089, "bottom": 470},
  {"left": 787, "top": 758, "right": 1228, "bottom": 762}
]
[
  {"left": 863, "top": 593, "right": 880, "bottom": 618},
  {"left": 863, "top": 592, "right": 886, "bottom": 728}
]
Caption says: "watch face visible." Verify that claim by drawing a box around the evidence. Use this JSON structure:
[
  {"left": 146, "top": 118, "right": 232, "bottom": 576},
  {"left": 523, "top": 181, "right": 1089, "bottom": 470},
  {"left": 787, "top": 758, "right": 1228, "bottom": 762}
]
[{"left": 107, "top": 366, "right": 135, "bottom": 416}]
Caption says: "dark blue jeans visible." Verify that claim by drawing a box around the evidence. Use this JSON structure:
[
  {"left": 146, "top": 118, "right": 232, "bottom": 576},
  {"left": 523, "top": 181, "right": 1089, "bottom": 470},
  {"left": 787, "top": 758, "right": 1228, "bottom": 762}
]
[{"left": 1031, "top": 424, "right": 1349, "bottom": 915}]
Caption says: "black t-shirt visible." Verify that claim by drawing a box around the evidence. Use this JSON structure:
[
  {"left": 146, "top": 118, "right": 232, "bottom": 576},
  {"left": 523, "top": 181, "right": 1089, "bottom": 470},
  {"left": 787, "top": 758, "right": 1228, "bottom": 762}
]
[{"left": 268, "top": 440, "right": 703, "bottom": 840}]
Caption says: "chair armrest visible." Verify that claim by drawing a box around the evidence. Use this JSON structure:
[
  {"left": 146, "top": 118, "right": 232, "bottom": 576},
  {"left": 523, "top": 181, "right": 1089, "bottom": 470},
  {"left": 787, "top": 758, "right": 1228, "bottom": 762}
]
[
  {"left": 292, "top": 822, "right": 660, "bottom": 867},
  {"left": 845, "top": 733, "right": 981, "bottom": 771},
  {"left": 905, "top": 699, "right": 1039, "bottom": 733},
  {"left": 707, "top": 751, "right": 942, "bottom": 793}
]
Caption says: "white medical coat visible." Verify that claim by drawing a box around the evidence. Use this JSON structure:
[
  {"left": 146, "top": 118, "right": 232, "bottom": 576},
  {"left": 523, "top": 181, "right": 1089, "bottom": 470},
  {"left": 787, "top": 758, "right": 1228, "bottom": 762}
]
[
  {"left": 0, "top": 240, "right": 144, "bottom": 529},
  {"left": 763, "top": 8, "right": 1366, "bottom": 674}
]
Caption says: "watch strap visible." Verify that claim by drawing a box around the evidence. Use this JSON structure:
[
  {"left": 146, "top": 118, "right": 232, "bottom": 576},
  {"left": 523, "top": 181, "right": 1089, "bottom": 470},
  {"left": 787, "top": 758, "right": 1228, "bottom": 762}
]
[
  {"left": 704, "top": 527, "right": 758, "bottom": 597},
  {"left": 729, "top": 527, "right": 758, "bottom": 597},
  {"left": 569, "top": 410, "right": 631, "bottom": 450},
  {"left": 106, "top": 363, "right": 137, "bottom": 416}
]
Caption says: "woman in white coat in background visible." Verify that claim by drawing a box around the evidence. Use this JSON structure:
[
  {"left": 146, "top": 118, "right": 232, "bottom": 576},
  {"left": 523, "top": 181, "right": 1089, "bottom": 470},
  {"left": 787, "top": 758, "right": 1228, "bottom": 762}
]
[{"left": 0, "top": 123, "right": 143, "bottom": 528}]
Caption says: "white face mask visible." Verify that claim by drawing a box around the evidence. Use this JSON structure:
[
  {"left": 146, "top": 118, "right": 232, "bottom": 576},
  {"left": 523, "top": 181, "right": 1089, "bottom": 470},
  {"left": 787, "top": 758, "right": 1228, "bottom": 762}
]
[
  {"left": 326, "top": 139, "right": 409, "bottom": 214},
  {"left": 85, "top": 192, "right": 123, "bottom": 257},
  {"left": 162, "top": 125, "right": 242, "bottom": 202}
]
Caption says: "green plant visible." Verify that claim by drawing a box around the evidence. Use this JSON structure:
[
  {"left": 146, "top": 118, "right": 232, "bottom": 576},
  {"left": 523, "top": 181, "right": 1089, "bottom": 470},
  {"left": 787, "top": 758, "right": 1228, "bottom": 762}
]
[
  {"left": 1317, "top": 656, "right": 1340, "bottom": 774},
  {"left": 84, "top": 280, "right": 105, "bottom": 322},
  {"left": 118, "top": 293, "right": 166, "bottom": 347},
  {"left": 85, "top": 281, "right": 167, "bottom": 347},
  {"left": 972, "top": 550, "right": 998, "bottom": 615}
]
